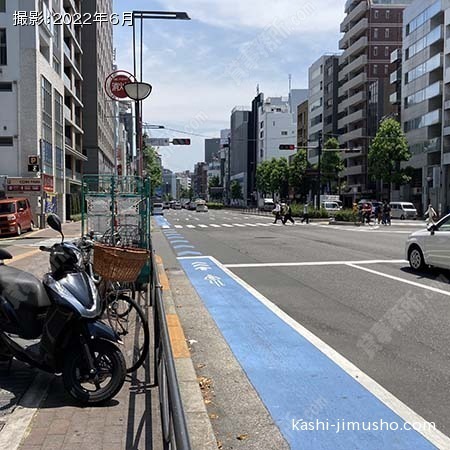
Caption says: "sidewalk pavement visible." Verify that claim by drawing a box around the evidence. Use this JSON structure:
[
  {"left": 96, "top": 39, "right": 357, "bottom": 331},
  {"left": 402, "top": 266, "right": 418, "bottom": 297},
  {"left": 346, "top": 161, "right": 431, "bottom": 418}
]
[{"left": 0, "top": 223, "right": 216, "bottom": 450}]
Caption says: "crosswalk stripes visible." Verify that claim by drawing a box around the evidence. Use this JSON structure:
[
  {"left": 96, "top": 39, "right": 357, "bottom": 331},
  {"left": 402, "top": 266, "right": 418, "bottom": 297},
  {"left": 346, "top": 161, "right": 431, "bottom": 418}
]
[
  {"left": 210, "top": 224, "right": 221, "bottom": 228},
  {"left": 221, "top": 224, "right": 233, "bottom": 228}
]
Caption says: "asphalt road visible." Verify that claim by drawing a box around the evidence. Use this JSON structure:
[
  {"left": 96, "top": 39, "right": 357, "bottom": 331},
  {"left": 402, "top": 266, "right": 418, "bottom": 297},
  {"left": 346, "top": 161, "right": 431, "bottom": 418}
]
[{"left": 156, "top": 208, "right": 450, "bottom": 444}]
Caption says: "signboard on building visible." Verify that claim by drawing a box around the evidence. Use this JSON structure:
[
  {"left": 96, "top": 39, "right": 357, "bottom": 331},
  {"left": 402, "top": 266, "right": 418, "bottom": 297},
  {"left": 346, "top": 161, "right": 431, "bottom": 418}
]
[
  {"left": 7, "top": 178, "right": 41, "bottom": 192},
  {"left": 42, "top": 174, "right": 54, "bottom": 193}
]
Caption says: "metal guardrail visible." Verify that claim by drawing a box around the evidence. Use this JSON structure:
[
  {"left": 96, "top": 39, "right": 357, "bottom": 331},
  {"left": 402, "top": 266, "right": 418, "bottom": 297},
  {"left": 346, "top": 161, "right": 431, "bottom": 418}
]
[{"left": 150, "top": 252, "right": 192, "bottom": 450}]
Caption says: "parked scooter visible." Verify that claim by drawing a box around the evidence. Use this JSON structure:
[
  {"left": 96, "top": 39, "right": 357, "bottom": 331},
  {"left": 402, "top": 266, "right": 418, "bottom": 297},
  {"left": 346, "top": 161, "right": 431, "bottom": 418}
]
[{"left": 0, "top": 214, "right": 126, "bottom": 404}]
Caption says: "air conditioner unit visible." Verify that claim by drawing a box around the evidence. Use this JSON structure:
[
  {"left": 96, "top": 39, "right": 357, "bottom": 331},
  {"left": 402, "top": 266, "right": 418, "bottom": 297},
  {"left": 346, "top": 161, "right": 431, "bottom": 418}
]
[{"left": 412, "top": 187, "right": 422, "bottom": 195}]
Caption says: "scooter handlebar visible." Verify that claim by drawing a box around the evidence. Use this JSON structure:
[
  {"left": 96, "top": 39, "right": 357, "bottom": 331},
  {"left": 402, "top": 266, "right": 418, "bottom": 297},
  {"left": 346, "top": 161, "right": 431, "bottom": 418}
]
[{"left": 39, "top": 246, "right": 52, "bottom": 252}]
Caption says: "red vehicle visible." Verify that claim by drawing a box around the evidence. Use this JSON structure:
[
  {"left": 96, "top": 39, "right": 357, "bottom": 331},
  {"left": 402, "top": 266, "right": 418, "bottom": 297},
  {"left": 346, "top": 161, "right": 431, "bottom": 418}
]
[{"left": 0, "top": 198, "right": 34, "bottom": 236}]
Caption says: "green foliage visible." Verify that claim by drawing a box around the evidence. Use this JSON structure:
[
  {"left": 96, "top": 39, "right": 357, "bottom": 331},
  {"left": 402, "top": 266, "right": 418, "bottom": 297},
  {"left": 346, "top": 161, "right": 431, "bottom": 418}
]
[
  {"left": 334, "top": 209, "right": 358, "bottom": 222},
  {"left": 143, "top": 144, "right": 162, "bottom": 197},
  {"left": 70, "top": 213, "right": 82, "bottom": 222},
  {"left": 322, "top": 138, "right": 344, "bottom": 193},
  {"left": 368, "top": 118, "right": 411, "bottom": 188},
  {"left": 256, "top": 160, "right": 272, "bottom": 194},
  {"left": 269, "top": 157, "right": 289, "bottom": 197},
  {"left": 308, "top": 207, "right": 330, "bottom": 219},
  {"left": 289, "top": 150, "right": 308, "bottom": 194},
  {"left": 208, "top": 175, "right": 222, "bottom": 201},
  {"left": 206, "top": 202, "right": 224, "bottom": 209},
  {"left": 230, "top": 180, "right": 243, "bottom": 200}
]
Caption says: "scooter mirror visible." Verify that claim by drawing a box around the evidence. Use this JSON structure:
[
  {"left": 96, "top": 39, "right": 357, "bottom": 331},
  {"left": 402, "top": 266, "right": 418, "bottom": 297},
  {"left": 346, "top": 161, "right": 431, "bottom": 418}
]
[{"left": 47, "top": 214, "right": 63, "bottom": 234}]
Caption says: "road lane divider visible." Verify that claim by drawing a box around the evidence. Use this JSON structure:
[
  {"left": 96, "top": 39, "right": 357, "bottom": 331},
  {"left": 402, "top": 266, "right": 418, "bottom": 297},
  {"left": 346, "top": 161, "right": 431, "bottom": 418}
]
[
  {"left": 225, "top": 260, "right": 407, "bottom": 269},
  {"left": 177, "top": 255, "right": 449, "bottom": 449}
]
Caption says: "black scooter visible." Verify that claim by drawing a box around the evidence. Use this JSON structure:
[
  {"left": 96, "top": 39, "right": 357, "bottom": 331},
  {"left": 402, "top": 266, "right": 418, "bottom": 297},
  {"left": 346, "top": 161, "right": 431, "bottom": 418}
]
[{"left": 0, "top": 215, "right": 126, "bottom": 404}]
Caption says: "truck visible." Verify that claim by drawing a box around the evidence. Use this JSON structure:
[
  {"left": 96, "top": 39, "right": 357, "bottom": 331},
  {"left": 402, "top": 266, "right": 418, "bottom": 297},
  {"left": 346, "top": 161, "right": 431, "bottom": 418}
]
[
  {"left": 320, "top": 195, "right": 342, "bottom": 209},
  {"left": 258, "top": 198, "right": 275, "bottom": 211}
]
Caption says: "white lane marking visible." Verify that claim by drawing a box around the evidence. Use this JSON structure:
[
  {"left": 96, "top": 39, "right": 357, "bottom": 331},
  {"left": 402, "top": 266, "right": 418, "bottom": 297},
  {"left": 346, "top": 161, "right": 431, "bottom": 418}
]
[
  {"left": 195, "top": 218, "right": 200, "bottom": 221},
  {"left": 205, "top": 255, "right": 450, "bottom": 449},
  {"left": 221, "top": 224, "right": 233, "bottom": 228},
  {"left": 187, "top": 225, "right": 196, "bottom": 229},
  {"left": 245, "top": 223, "right": 258, "bottom": 227},
  {"left": 225, "top": 260, "right": 407, "bottom": 268},
  {"left": 256, "top": 223, "right": 272, "bottom": 227},
  {"left": 233, "top": 224, "right": 246, "bottom": 227},
  {"left": 347, "top": 263, "right": 450, "bottom": 297},
  {"left": 175, "top": 225, "right": 183, "bottom": 229},
  {"left": 198, "top": 225, "right": 208, "bottom": 228},
  {"left": 210, "top": 224, "right": 221, "bottom": 228}
]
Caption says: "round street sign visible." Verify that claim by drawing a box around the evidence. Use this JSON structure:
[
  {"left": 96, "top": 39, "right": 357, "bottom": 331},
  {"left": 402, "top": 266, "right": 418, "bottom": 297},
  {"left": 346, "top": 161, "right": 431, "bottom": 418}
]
[{"left": 104, "top": 70, "right": 135, "bottom": 101}]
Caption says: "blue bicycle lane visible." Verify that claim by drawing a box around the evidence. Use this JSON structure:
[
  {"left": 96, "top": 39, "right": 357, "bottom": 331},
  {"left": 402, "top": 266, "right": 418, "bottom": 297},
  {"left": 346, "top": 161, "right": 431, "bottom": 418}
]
[{"left": 155, "top": 220, "right": 445, "bottom": 449}]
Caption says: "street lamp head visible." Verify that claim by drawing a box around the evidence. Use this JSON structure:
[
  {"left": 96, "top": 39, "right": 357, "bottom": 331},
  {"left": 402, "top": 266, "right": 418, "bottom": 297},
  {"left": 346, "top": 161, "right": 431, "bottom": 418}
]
[{"left": 124, "top": 81, "right": 153, "bottom": 101}]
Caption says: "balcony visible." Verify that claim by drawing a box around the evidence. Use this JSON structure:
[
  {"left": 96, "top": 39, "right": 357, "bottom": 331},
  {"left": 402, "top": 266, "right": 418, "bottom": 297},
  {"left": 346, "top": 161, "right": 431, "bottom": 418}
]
[
  {"left": 340, "top": 0, "right": 367, "bottom": 33},
  {"left": 339, "top": 54, "right": 367, "bottom": 82},
  {"left": 340, "top": 18, "right": 368, "bottom": 50},
  {"left": 339, "top": 91, "right": 366, "bottom": 112},
  {"left": 63, "top": 41, "right": 71, "bottom": 60},
  {"left": 64, "top": 73, "right": 72, "bottom": 91},
  {"left": 391, "top": 48, "right": 401, "bottom": 63},
  {"left": 65, "top": 136, "right": 73, "bottom": 148},
  {"left": 339, "top": 72, "right": 367, "bottom": 97},
  {"left": 343, "top": 164, "right": 363, "bottom": 177},
  {"left": 340, "top": 127, "right": 364, "bottom": 143},
  {"left": 338, "top": 109, "right": 365, "bottom": 129},
  {"left": 341, "top": 36, "right": 368, "bottom": 61},
  {"left": 64, "top": 104, "right": 72, "bottom": 120},
  {"left": 390, "top": 69, "right": 401, "bottom": 84}
]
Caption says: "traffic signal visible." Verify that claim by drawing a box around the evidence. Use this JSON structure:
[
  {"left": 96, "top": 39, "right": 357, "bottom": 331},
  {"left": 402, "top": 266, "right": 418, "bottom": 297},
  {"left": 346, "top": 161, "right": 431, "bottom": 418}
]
[
  {"left": 279, "top": 144, "right": 296, "bottom": 150},
  {"left": 172, "top": 139, "right": 191, "bottom": 145}
]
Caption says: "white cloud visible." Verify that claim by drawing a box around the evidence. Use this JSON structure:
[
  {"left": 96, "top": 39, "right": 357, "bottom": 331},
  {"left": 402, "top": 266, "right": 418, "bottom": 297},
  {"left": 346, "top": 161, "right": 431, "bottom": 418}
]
[{"left": 164, "top": 0, "right": 345, "bottom": 34}]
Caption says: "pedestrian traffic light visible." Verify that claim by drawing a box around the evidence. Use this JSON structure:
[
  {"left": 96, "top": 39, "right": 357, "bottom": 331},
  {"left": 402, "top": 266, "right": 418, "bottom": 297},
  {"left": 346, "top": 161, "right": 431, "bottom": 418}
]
[
  {"left": 172, "top": 139, "right": 191, "bottom": 145},
  {"left": 279, "top": 144, "right": 296, "bottom": 150}
]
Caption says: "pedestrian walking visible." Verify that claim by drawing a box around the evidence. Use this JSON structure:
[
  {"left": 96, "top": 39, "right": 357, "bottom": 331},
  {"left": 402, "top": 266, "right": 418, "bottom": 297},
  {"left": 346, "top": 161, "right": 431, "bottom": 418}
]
[
  {"left": 363, "top": 203, "right": 372, "bottom": 225},
  {"left": 375, "top": 204, "right": 382, "bottom": 225},
  {"left": 283, "top": 202, "right": 295, "bottom": 225},
  {"left": 273, "top": 201, "right": 283, "bottom": 224},
  {"left": 382, "top": 201, "right": 391, "bottom": 226},
  {"left": 425, "top": 203, "right": 438, "bottom": 225},
  {"left": 301, "top": 203, "right": 310, "bottom": 224}
]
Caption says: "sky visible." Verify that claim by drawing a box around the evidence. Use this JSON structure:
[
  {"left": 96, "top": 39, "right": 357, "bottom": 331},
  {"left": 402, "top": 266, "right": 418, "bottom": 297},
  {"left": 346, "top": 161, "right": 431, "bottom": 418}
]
[{"left": 113, "top": 0, "right": 345, "bottom": 173}]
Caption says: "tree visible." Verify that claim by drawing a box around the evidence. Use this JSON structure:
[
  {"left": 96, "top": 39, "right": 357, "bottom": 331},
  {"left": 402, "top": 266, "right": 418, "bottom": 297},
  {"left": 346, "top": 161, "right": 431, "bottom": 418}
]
[
  {"left": 208, "top": 176, "right": 222, "bottom": 201},
  {"left": 368, "top": 118, "right": 411, "bottom": 200},
  {"left": 289, "top": 149, "right": 308, "bottom": 195},
  {"left": 256, "top": 160, "right": 272, "bottom": 195},
  {"left": 321, "top": 138, "right": 344, "bottom": 194},
  {"left": 143, "top": 144, "right": 162, "bottom": 197},
  {"left": 269, "top": 157, "right": 289, "bottom": 198},
  {"left": 230, "top": 180, "right": 243, "bottom": 201}
]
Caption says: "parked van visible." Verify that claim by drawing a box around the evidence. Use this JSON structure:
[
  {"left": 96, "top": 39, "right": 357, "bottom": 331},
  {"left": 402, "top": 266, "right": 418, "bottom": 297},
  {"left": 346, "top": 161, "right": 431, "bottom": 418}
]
[
  {"left": 0, "top": 198, "right": 34, "bottom": 236},
  {"left": 390, "top": 202, "right": 418, "bottom": 220}
]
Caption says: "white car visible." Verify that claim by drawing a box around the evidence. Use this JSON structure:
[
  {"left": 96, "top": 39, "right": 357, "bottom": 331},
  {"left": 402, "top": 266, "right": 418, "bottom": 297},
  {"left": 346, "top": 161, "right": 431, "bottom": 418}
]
[
  {"left": 152, "top": 203, "right": 164, "bottom": 216},
  {"left": 406, "top": 213, "right": 450, "bottom": 271}
]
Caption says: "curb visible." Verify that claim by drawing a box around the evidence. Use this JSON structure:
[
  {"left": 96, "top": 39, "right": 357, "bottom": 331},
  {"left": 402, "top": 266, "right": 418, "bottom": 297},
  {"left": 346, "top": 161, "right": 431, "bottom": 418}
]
[
  {"left": 155, "top": 255, "right": 217, "bottom": 450},
  {"left": 329, "top": 221, "right": 362, "bottom": 227}
]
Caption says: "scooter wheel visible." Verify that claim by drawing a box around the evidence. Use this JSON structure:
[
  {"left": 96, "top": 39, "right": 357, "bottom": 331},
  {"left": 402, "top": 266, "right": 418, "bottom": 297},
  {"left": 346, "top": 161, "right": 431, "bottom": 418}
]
[{"left": 63, "top": 339, "right": 126, "bottom": 405}]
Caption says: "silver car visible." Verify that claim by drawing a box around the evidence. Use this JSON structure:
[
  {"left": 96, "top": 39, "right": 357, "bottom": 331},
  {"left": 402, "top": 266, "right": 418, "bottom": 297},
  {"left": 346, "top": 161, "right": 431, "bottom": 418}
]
[{"left": 405, "top": 213, "right": 450, "bottom": 271}]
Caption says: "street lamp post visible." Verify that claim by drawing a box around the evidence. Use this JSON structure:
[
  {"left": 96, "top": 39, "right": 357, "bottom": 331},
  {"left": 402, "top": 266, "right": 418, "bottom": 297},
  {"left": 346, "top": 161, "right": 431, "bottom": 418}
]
[{"left": 127, "top": 10, "right": 191, "bottom": 178}]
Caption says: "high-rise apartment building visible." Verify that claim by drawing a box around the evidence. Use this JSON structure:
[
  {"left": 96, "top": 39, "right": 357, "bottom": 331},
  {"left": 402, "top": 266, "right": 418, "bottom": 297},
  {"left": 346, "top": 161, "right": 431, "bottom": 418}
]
[
  {"left": 338, "top": 0, "right": 412, "bottom": 200},
  {"left": 204, "top": 138, "right": 221, "bottom": 164},
  {"left": 0, "top": 0, "right": 85, "bottom": 222},
  {"left": 82, "top": 0, "right": 115, "bottom": 176}
]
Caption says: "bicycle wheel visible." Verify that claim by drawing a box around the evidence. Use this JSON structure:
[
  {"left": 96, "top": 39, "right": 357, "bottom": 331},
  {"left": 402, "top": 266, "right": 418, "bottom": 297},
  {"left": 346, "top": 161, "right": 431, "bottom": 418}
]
[{"left": 106, "top": 294, "right": 150, "bottom": 373}]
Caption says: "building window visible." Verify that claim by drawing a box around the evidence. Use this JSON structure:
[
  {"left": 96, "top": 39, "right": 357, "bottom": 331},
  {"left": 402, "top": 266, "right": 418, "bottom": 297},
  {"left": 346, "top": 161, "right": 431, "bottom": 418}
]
[
  {"left": 0, "top": 29, "right": 6, "bottom": 65},
  {"left": 0, "top": 82, "right": 12, "bottom": 91},
  {"left": 0, "top": 0, "right": 5, "bottom": 12},
  {"left": 374, "top": 10, "right": 379, "bottom": 19},
  {"left": 0, "top": 137, "right": 13, "bottom": 146},
  {"left": 385, "top": 28, "right": 390, "bottom": 38},
  {"left": 281, "top": 131, "right": 288, "bottom": 136},
  {"left": 385, "top": 46, "right": 390, "bottom": 57},
  {"left": 374, "top": 64, "right": 378, "bottom": 75},
  {"left": 384, "top": 65, "right": 389, "bottom": 75},
  {"left": 41, "top": 76, "right": 53, "bottom": 173},
  {"left": 374, "top": 46, "right": 378, "bottom": 56},
  {"left": 386, "top": 10, "right": 390, "bottom": 19},
  {"left": 374, "top": 28, "right": 379, "bottom": 39}
]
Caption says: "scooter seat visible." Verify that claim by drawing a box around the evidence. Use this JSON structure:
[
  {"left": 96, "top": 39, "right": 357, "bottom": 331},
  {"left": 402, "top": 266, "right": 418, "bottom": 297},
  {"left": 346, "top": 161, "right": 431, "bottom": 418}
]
[
  {"left": 0, "top": 266, "right": 51, "bottom": 309},
  {"left": 0, "top": 249, "right": 12, "bottom": 260}
]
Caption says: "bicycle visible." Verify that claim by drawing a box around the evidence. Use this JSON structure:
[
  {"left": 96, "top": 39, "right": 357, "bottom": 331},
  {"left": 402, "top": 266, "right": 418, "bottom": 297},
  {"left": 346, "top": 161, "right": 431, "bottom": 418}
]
[{"left": 75, "top": 233, "right": 150, "bottom": 374}]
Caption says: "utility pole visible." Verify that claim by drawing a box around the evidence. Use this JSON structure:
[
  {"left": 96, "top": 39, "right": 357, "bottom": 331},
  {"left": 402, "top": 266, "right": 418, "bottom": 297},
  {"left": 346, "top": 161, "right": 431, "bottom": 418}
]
[{"left": 317, "top": 132, "right": 323, "bottom": 209}]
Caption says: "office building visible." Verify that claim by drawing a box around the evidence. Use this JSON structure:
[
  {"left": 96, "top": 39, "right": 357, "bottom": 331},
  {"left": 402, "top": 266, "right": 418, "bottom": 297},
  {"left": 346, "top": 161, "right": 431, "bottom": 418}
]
[
  {"left": 82, "top": 0, "right": 115, "bottom": 176},
  {"left": 205, "top": 138, "right": 221, "bottom": 164},
  {"left": 297, "top": 100, "right": 309, "bottom": 149}
]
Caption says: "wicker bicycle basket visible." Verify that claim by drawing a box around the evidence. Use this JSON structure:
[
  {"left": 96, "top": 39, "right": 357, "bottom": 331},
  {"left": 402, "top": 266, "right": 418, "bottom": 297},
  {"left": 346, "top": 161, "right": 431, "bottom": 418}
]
[{"left": 93, "top": 243, "right": 149, "bottom": 282}]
